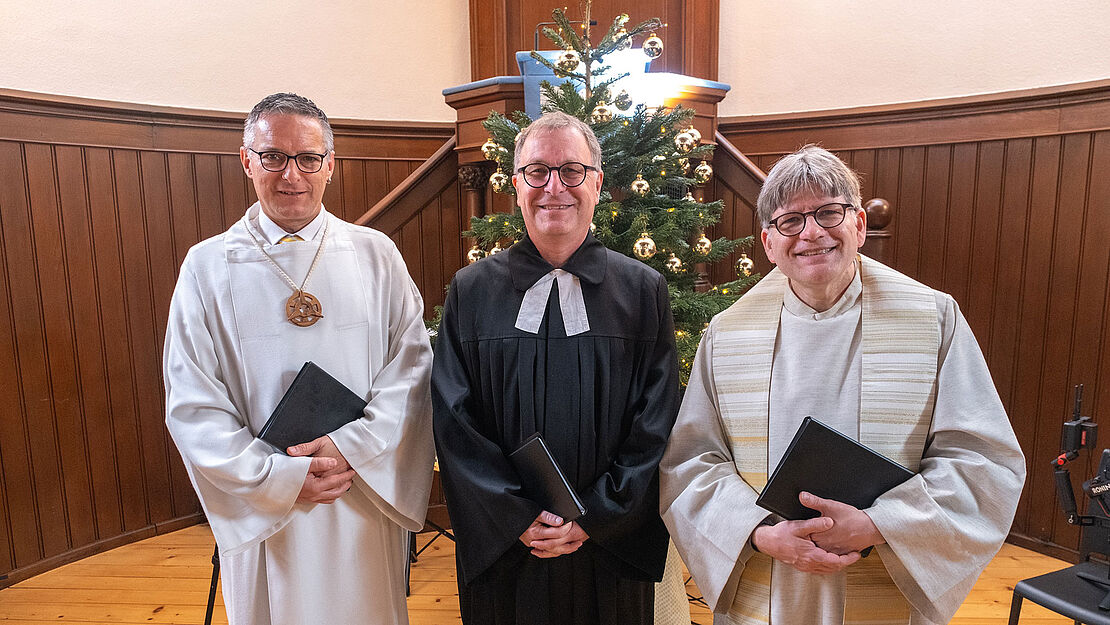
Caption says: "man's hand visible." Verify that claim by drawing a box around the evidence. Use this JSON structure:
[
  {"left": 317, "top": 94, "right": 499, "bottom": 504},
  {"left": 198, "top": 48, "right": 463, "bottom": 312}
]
[
  {"left": 751, "top": 517, "right": 861, "bottom": 574},
  {"left": 519, "top": 511, "right": 590, "bottom": 558},
  {"left": 295, "top": 456, "right": 355, "bottom": 504},
  {"left": 801, "top": 491, "right": 885, "bottom": 555},
  {"left": 289, "top": 436, "right": 356, "bottom": 504},
  {"left": 289, "top": 435, "right": 352, "bottom": 477}
]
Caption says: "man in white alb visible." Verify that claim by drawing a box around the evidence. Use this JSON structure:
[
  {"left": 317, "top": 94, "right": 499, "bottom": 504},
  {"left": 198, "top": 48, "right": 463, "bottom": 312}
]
[
  {"left": 163, "top": 92, "right": 433, "bottom": 624},
  {"left": 659, "top": 145, "right": 1026, "bottom": 624}
]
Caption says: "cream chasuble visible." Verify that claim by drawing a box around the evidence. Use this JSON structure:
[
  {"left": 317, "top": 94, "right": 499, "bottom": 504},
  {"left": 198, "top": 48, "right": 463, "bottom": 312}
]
[
  {"left": 164, "top": 204, "right": 434, "bottom": 625},
  {"left": 660, "top": 255, "right": 1025, "bottom": 625}
]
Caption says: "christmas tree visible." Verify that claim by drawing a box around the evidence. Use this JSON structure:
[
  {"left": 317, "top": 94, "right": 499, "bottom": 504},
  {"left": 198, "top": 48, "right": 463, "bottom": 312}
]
[{"left": 457, "top": 3, "right": 759, "bottom": 385}]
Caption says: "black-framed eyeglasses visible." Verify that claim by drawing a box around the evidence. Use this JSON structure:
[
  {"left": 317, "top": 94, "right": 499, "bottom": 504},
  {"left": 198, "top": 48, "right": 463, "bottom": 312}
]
[
  {"left": 767, "top": 202, "right": 856, "bottom": 237},
  {"left": 248, "top": 148, "right": 330, "bottom": 173},
  {"left": 516, "top": 162, "right": 598, "bottom": 188}
]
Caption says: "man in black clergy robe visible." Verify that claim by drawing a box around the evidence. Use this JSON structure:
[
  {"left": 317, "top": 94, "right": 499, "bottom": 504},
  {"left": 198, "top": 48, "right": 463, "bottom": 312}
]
[{"left": 432, "top": 111, "right": 680, "bottom": 624}]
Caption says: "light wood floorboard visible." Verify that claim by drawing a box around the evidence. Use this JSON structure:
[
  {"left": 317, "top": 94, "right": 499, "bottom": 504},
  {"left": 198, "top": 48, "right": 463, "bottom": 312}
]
[{"left": 0, "top": 525, "right": 1078, "bottom": 624}]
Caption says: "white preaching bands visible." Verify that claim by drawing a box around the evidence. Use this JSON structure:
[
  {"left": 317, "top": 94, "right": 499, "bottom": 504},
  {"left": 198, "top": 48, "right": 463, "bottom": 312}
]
[{"left": 514, "top": 269, "right": 590, "bottom": 336}]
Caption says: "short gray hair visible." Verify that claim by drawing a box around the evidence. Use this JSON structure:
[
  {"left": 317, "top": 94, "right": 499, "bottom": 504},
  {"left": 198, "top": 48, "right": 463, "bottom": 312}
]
[
  {"left": 514, "top": 111, "right": 602, "bottom": 171},
  {"left": 243, "top": 92, "right": 334, "bottom": 152},
  {"left": 756, "top": 144, "right": 861, "bottom": 225}
]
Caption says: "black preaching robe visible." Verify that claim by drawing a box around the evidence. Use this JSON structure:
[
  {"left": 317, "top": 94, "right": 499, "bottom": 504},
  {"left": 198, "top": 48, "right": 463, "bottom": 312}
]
[{"left": 432, "top": 234, "right": 680, "bottom": 625}]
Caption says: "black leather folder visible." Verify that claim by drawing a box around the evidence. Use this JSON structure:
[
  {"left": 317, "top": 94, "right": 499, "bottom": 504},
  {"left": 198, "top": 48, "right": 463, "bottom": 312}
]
[
  {"left": 257, "top": 361, "right": 368, "bottom": 453},
  {"left": 509, "top": 433, "right": 587, "bottom": 521},
  {"left": 756, "top": 416, "right": 915, "bottom": 520}
]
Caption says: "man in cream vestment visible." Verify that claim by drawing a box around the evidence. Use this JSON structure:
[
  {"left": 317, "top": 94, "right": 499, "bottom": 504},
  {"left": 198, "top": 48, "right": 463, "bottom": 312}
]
[
  {"left": 164, "top": 93, "right": 433, "bottom": 625},
  {"left": 659, "top": 145, "right": 1025, "bottom": 625}
]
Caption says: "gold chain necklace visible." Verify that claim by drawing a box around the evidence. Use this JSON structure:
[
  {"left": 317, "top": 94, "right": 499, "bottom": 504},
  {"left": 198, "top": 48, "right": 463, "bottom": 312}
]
[{"left": 243, "top": 216, "right": 329, "bottom": 327}]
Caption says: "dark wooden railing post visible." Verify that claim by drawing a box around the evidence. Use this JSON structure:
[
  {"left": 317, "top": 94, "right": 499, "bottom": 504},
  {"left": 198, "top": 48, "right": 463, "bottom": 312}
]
[
  {"left": 860, "top": 198, "right": 893, "bottom": 264},
  {"left": 458, "top": 164, "right": 488, "bottom": 237}
]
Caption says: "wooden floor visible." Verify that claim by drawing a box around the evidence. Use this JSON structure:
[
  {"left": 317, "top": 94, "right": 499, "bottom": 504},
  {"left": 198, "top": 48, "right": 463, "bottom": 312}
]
[{"left": 0, "top": 524, "right": 1078, "bottom": 624}]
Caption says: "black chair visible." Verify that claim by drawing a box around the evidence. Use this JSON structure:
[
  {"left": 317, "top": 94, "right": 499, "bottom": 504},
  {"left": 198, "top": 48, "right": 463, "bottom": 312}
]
[{"left": 1010, "top": 502, "right": 1110, "bottom": 624}]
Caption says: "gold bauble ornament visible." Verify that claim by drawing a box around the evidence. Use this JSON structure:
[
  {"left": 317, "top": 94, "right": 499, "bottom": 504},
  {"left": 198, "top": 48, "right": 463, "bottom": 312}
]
[
  {"left": 467, "top": 245, "right": 486, "bottom": 264},
  {"left": 630, "top": 174, "right": 651, "bottom": 197},
  {"left": 686, "top": 126, "right": 702, "bottom": 144},
  {"left": 489, "top": 169, "right": 510, "bottom": 192},
  {"left": 678, "top": 157, "right": 690, "bottom": 173},
  {"left": 736, "top": 252, "right": 755, "bottom": 277},
  {"left": 694, "top": 235, "right": 712, "bottom": 255},
  {"left": 615, "top": 26, "right": 632, "bottom": 50},
  {"left": 665, "top": 253, "right": 684, "bottom": 273},
  {"left": 590, "top": 102, "right": 614, "bottom": 123},
  {"left": 590, "top": 222, "right": 597, "bottom": 234},
  {"left": 674, "top": 131, "right": 695, "bottom": 154},
  {"left": 683, "top": 191, "right": 696, "bottom": 202},
  {"left": 613, "top": 89, "right": 633, "bottom": 111},
  {"left": 643, "top": 33, "right": 664, "bottom": 59},
  {"left": 694, "top": 161, "right": 714, "bottom": 184},
  {"left": 489, "top": 242, "right": 504, "bottom": 255},
  {"left": 633, "top": 233, "right": 658, "bottom": 259},
  {"left": 555, "top": 49, "right": 581, "bottom": 75},
  {"left": 481, "top": 138, "right": 501, "bottom": 161}
]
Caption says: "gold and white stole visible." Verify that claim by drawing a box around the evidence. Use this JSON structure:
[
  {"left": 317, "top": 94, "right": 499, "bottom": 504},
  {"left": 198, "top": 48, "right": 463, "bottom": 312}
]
[{"left": 710, "top": 255, "right": 939, "bottom": 624}]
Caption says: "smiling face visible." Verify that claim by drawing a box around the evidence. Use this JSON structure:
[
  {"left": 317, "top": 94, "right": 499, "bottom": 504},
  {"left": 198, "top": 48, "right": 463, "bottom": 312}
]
[
  {"left": 761, "top": 191, "right": 866, "bottom": 311},
  {"left": 240, "top": 113, "right": 335, "bottom": 232},
  {"left": 512, "top": 126, "right": 602, "bottom": 254}
]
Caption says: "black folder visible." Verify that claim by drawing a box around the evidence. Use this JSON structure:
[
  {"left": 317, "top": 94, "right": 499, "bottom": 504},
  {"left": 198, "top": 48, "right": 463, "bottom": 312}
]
[
  {"left": 509, "top": 433, "right": 587, "bottom": 522},
  {"left": 257, "top": 361, "right": 368, "bottom": 453},
  {"left": 756, "top": 416, "right": 915, "bottom": 520}
]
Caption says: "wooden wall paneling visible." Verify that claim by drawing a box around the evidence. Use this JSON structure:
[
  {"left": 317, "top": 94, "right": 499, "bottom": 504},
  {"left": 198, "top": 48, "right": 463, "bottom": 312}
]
[
  {"left": 422, "top": 201, "right": 444, "bottom": 309},
  {"left": 0, "top": 145, "right": 17, "bottom": 575},
  {"left": 0, "top": 141, "right": 43, "bottom": 571},
  {"left": 1003, "top": 135, "right": 1052, "bottom": 543},
  {"left": 437, "top": 185, "right": 464, "bottom": 311},
  {"left": 338, "top": 159, "right": 368, "bottom": 225},
  {"left": 101, "top": 150, "right": 150, "bottom": 533},
  {"left": 192, "top": 155, "right": 227, "bottom": 242},
  {"left": 112, "top": 149, "right": 162, "bottom": 531},
  {"left": 942, "top": 144, "right": 977, "bottom": 308},
  {"left": 1042, "top": 133, "right": 1096, "bottom": 543},
  {"left": 20, "top": 143, "right": 70, "bottom": 561},
  {"left": 1070, "top": 130, "right": 1110, "bottom": 534},
  {"left": 682, "top": 0, "right": 718, "bottom": 80},
  {"left": 82, "top": 148, "right": 128, "bottom": 539},
  {"left": 364, "top": 160, "right": 391, "bottom": 219},
  {"left": 1090, "top": 131, "right": 1110, "bottom": 513},
  {"left": 51, "top": 145, "right": 99, "bottom": 551},
  {"left": 138, "top": 150, "right": 180, "bottom": 522},
  {"left": 166, "top": 153, "right": 201, "bottom": 267},
  {"left": 219, "top": 155, "right": 249, "bottom": 230},
  {"left": 892, "top": 147, "right": 925, "bottom": 277},
  {"left": 469, "top": 0, "right": 698, "bottom": 80},
  {"left": 916, "top": 145, "right": 951, "bottom": 289},
  {"left": 872, "top": 149, "right": 902, "bottom": 261},
  {"left": 967, "top": 143, "right": 1012, "bottom": 355}
]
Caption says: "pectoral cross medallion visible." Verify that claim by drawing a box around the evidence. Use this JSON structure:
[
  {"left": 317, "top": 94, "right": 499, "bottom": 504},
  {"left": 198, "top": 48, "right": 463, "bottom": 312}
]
[{"left": 286, "top": 290, "right": 323, "bottom": 327}]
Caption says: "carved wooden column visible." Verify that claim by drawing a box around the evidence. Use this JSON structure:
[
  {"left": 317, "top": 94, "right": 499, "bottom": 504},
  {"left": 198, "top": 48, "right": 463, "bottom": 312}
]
[
  {"left": 860, "top": 198, "right": 893, "bottom": 264},
  {"left": 459, "top": 164, "right": 489, "bottom": 225}
]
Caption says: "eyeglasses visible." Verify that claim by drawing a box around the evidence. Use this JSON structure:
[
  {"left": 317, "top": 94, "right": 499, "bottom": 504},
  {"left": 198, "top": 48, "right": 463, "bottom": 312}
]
[
  {"left": 248, "top": 148, "right": 330, "bottom": 173},
  {"left": 516, "top": 162, "right": 598, "bottom": 188},
  {"left": 767, "top": 202, "right": 856, "bottom": 237}
]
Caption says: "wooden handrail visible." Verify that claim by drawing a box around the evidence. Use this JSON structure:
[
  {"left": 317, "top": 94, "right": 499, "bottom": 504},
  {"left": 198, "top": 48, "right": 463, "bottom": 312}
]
[
  {"left": 712, "top": 131, "right": 766, "bottom": 201},
  {"left": 354, "top": 134, "right": 458, "bottom": 230}
]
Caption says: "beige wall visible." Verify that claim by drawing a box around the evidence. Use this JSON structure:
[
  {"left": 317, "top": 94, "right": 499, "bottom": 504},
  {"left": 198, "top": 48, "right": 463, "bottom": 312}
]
[
  {"left": 0, "top": 1, "right": 471, "bottom": 121},
  {"left": 719, "top": 0, "right": 1110, "bottom": 116}
]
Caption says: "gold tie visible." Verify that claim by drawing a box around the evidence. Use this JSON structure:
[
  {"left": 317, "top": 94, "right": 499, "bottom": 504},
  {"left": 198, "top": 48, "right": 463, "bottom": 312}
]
[{"left": 278, "top": 234, "right": 303, "bottom": 244}]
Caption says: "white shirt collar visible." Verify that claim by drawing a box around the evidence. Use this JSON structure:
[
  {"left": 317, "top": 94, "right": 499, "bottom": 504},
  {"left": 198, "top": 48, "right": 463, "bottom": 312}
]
[{"left": 256, "top": 206, "right": 327, "bottom": 245}]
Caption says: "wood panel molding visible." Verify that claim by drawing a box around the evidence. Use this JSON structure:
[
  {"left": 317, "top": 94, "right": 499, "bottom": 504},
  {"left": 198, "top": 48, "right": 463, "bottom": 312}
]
[{"left": 720, "top": 78, "right": 1110, "bottom": 154}]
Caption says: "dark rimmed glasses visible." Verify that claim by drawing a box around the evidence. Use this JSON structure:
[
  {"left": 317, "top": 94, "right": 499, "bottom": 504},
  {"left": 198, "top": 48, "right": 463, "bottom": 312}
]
[
  {"left": 516, "top": 162, "right": 598, "bottom": 188},
  {"left": 248, "top": 148, "right": 330, "bottom": 173},
  {"left": 767, "top": 202, "right": 856, "bottom": 237}
]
